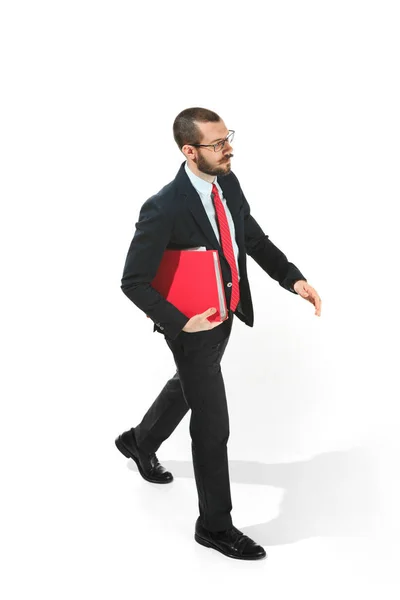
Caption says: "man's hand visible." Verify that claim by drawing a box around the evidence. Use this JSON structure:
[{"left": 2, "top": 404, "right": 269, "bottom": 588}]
[
  {"left": 293, "top": 280, "right": 322, "bottom": 316},
  {"left": 182, "top": 307, "right": 226, "bottom": 333}
]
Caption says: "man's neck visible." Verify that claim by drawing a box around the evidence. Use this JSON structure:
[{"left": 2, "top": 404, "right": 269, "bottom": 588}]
[{"left": 186, "top": 160, "right": 216, "bottom": 184}]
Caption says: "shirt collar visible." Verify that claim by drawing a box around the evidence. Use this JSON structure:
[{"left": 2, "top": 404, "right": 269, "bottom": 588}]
[{"left": 184, "top": 161, "right": 220, "bottom": 196}]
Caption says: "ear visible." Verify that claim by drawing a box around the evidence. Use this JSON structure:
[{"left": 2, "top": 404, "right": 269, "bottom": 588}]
[{"left": 182, "top": 144, "right": 197, "bottom": 161}]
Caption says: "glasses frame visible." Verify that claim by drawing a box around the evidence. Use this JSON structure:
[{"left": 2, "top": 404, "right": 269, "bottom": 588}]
[{"left": 189, "top": 130, "right": 235, "bottom": 152}]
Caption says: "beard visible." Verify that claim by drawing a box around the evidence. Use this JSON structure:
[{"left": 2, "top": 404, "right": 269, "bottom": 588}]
[{"left": 195, "top": 152, "right": 233, "bottom": 177}]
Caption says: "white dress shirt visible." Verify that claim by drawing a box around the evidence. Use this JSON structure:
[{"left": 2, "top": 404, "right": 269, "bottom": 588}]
[{"left": 184, "top": 161, "right": 241, "bottom": 282}]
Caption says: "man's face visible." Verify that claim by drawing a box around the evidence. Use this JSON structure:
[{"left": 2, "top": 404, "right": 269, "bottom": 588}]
[{"left": 188, "top": 120, "right": 234, "bottom": 177}]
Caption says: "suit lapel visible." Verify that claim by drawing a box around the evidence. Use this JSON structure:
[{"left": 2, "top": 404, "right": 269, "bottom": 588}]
[{"left": 174, "top": 161, "right": 243, "bottom": 254}]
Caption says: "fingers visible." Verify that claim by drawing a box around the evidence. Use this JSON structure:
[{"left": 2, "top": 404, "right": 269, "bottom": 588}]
[
  {"left": 204, "top": 307, "right": 225, "bottom": 328},
  {"left": 315, "top": 296, "right": 322, "bottom": 316},
  {"left": 303, "top": 285, "right": 322, "bottom": 316},
  {"left": 203, "top": 307, "right": 217, "bottom": 323},
  {"left": 310, "top": 290, "right": 322, "bottom": 316}
]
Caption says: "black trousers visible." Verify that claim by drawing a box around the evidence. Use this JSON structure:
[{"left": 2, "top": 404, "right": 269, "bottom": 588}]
[{"left": 133, "top": 310, "right": 235, "bottom": 532}]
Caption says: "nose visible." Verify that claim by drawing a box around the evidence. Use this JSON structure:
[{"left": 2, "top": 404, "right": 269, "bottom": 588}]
[{"left": 223, "top": 141, "right": 233, "bottom": 155}]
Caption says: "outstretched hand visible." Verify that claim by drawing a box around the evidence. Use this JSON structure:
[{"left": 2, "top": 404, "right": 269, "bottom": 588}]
[{"left": 293, "top": 280, "right": 322, "bottom": 316}]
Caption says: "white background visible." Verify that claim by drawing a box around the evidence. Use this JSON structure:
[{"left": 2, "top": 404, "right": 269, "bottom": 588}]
[{"left": 1, "top": 1, "right": 399, "bottom": 598}]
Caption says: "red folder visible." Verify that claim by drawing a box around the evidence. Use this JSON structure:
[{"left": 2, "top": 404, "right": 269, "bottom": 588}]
[{"left": 149, "top": 247, "right": 228, "bottom": 323}]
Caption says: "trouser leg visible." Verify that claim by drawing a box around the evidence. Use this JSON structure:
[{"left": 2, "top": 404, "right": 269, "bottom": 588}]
[
  {"left": 165, "top": 332, "right": 233, "bottom": 532},
  {"left": 133, "top": 370, "right": 190, "bottom": 455},
  {"left": 132, "top": 312, "right": 234, "bottom": 456}
]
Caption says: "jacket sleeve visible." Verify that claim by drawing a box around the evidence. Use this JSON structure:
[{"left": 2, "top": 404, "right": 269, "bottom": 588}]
[
  {"left": 240, "top": 186, "right": 307, "bottom": 294},
  {"left": 121, "top": 196, "right": 190, "bottom": 340}
]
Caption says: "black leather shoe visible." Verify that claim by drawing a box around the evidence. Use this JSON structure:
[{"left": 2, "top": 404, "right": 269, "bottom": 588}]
[
  {"left": 194, "top": 517, "right": 267, "bottom": 560},
  {"left": 115, "top": 428, "right": 173, "bottom": 484}
]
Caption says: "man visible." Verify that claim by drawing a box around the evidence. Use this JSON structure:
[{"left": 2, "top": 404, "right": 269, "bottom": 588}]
[{"left": 115, "top": 107, "right": 322, "bottom": 560}]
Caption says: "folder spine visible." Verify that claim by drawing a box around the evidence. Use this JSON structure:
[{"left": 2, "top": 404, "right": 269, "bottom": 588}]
[{"left": 212, "top": 250, "right": 227, "bottom": 320}]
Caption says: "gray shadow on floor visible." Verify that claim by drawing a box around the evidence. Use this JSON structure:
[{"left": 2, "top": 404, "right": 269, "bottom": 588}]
[{"left": 127, "top": 445, "right": 380, "bottom": 546}]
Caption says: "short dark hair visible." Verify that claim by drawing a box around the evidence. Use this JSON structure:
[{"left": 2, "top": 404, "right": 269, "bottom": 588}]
[{"left": 173, "top": 107, "right": 221, "bottom": 151}]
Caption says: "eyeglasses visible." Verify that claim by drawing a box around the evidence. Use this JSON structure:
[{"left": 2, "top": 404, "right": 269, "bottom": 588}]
[{"left": 189, "top": 130, "right": 235, "bottom": 152}]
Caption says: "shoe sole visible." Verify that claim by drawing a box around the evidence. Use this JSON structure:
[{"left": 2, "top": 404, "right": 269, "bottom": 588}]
[
  {"left": 194, "top": 533, "right": 267, "bottom": 560},
  {"left": 115, "top": 435, "right": 173, "bottom": 484}
]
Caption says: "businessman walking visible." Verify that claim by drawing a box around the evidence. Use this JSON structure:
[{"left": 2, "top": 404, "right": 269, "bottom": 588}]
[{"left": 115, "top": 107, "right": 322, "bottom": 560}]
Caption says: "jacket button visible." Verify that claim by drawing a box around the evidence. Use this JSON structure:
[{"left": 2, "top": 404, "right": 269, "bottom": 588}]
[{"left": 227, "top": 282, "right": 232, "bottom": 287}]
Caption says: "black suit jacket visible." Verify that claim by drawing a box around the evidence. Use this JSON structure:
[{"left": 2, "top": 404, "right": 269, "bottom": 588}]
[{"left": 121, "top": 160, "right": 307, "bottom": 341}]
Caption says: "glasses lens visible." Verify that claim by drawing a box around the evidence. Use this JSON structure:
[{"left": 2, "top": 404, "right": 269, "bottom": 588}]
[{"left": 214, "top": 131, "right": 234, "bottom": 152}]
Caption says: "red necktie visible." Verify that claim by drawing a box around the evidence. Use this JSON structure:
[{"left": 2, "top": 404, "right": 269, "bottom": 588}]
[{"left": 211, "top": 183, "right": 240, "bottom": 312}]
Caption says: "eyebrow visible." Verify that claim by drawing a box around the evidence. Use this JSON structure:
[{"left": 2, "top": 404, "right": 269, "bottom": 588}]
[{"left": 208, "top": 130, "right": 230, "bottom": 144}]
